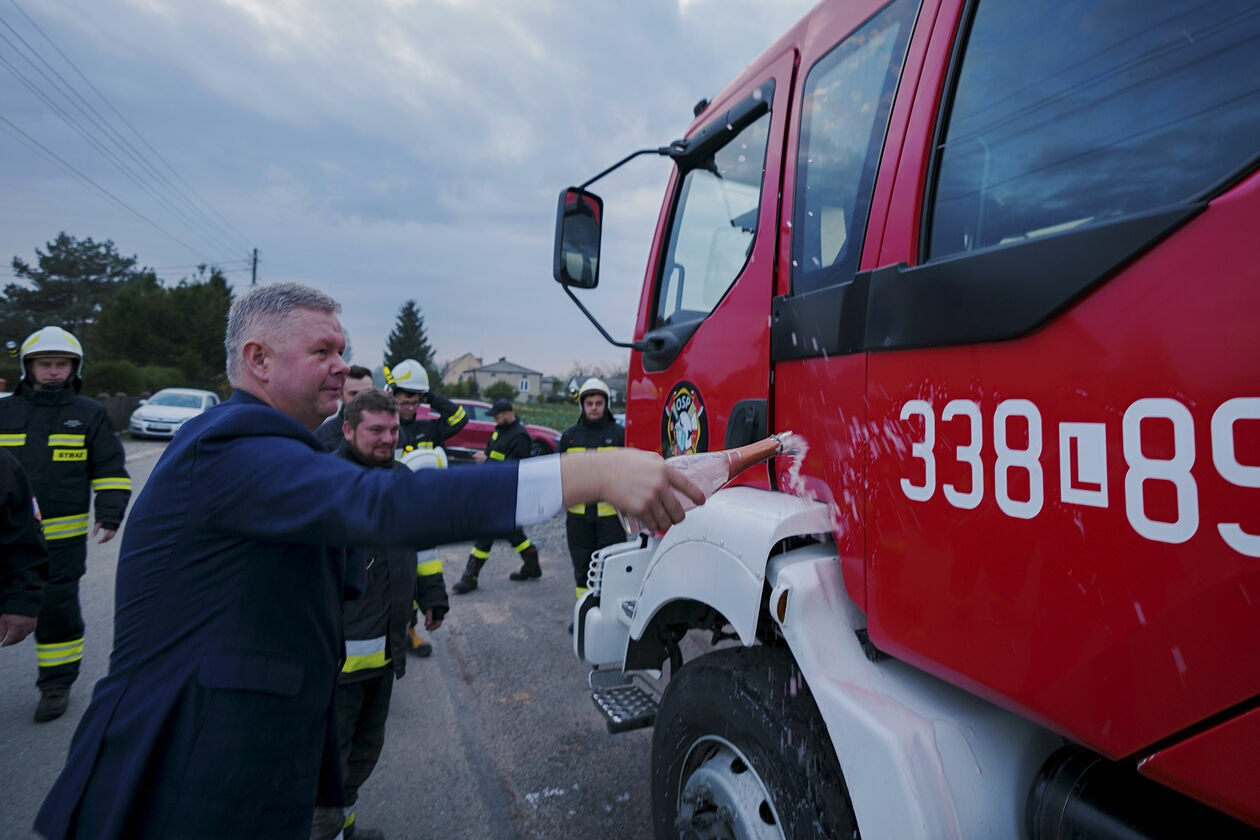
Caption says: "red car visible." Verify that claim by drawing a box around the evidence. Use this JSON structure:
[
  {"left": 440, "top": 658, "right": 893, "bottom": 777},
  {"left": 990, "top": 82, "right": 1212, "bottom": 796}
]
[{"left": 417, "top": 399, "right": 560, "bottom": 461}]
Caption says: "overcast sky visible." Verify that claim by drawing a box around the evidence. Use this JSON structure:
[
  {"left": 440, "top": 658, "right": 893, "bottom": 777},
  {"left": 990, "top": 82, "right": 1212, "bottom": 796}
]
[{"left": 0, "top": 0, "right": 814, "bottom": 377}]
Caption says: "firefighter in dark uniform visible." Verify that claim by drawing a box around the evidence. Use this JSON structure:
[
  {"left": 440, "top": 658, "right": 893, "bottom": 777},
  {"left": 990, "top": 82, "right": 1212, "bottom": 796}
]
[
  {"left": 310, "top": 390, "right": 450, "bottom": 840},
  {"left": 384, "top": 357, "right": 465, "bottom": 654},
  {"left": 452, "top": 398, "right": 540, "bottom": 593},
  {"left": 384, "top": 358, "right": 467, "bottom": 453},
  {"left": 559, "top": 378, "right": 627, "bottom": 607},
  {"left": 1, "top": 447, "right": 48, "bottom": 649},
  {"left": 0, "top": 326, "right": 131, "bottom": 721}
]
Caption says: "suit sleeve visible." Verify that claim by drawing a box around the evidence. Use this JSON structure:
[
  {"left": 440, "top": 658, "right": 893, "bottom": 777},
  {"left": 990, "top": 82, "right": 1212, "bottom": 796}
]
[
  {"left": 425, "top": 395, "right": 468, "bottom": 445},
  {"left": 199, "top": 432, "right": 521, "bottom": 548},
  {"left": 1, "top": 454, "right": 48, "bottom": 617},
  {"left": 87, "top": 406, "right": 131, "bottom": 529}
]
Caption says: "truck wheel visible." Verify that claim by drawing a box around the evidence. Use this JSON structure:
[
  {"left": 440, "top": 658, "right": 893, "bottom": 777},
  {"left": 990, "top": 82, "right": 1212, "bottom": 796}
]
[
  {"left": 651, "top": 646, "right": 858, "bottom": 840},
  {"left": 529, "top": 439, "right": 551, "bottom": 457}
]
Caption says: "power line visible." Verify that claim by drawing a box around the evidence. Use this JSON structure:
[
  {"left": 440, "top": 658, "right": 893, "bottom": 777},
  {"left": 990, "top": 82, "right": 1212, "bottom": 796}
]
[
  {"left": 0, "top": 32, "right": 246, "bottom": 260},
  {"left": 0, "top": 15, "right": 244, "bottom": 258},
  {"left": 0, "top": 113, "right": 205, "bottom": 255},
  {"left": 7, "top": 0, "right": 254, "bottom": 256}
]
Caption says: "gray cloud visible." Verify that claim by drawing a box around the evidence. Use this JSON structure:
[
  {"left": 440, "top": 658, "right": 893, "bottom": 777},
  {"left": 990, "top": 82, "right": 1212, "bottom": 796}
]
[{"left": 2, "top": 0, "right": 814, "bottom": 373}]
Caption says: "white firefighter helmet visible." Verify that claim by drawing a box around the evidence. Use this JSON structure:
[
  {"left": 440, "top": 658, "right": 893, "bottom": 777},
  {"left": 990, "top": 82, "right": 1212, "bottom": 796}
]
[
  {"left": 20, "top": 326, "right": 84, "bottom": 377},
  {"left": 400, "top": 446, "right": 448, "bottom": 472},
  {"left": 577, "top": 377, "right": 610, "bottom": 403},
  {"left": 387, "top": 359, "right": 429, "bottom": 394}
]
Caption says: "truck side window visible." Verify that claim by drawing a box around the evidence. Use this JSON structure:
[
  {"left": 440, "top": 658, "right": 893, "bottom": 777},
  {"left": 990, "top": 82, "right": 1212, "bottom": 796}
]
[
  {"left": 928, "top": 0, "right": 1260, "bottom": 259},
  {"left": 655, "top": 111, "right": 772, "bottom": 327},
  {"left": 791, "top": 0, "right": 918, "bottom": 296}
]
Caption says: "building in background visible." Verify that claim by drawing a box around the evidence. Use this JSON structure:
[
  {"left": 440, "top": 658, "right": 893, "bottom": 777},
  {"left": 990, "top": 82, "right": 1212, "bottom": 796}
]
[
  {"left": 441, "top": 353, "right": 482, "bottom": 387},
  {"left": 471, "top": 357, "right": 543, "bottom": 402}
]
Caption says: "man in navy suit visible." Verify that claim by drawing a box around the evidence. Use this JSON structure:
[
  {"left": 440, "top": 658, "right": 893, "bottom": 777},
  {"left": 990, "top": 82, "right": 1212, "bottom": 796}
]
[{"left": 35, "top": 282, "right": 701, "bottom": 840}]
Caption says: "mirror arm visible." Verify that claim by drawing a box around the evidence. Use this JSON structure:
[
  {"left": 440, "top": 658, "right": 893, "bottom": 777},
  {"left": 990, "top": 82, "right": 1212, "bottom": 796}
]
[
  {"left": 561, "top": 284, "right": 646, "bottom": 351},
  {"left": 578, "top": 144, "right": 684, "bottom": 191}
]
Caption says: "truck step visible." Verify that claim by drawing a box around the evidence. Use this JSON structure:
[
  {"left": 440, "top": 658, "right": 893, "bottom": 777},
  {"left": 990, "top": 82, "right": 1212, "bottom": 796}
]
[{"left": 590, "top": 673, "right": 659, "bottom": 734}]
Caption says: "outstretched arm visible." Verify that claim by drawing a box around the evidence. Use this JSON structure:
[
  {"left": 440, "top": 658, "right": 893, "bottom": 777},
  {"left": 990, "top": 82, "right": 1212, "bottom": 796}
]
[{"left": 560, "top": 448, "right": 704, "bottom": 533}]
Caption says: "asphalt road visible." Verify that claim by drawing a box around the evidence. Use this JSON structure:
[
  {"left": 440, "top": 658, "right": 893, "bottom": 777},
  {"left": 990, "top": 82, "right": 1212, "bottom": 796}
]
[{"left": 0, "top": 437, "right": 658, "bottom": 839}]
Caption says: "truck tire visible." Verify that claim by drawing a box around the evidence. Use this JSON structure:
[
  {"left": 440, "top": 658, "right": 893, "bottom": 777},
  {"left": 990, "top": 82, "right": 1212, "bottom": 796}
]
[
  {"left": 529, "top": 438, "right": 552, "bottom": 457},
  {"left": 651, "top": 645, "right": 858, "bottom": 840}
]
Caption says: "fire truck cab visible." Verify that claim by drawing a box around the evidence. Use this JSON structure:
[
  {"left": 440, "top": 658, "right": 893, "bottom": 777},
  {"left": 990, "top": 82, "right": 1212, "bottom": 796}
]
[{"left": 554, "top": 0, "right": 1260, "bottom": 836}]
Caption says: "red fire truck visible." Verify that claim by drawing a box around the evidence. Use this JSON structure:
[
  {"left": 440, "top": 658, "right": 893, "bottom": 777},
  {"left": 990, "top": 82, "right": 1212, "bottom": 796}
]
[{"left": 553, "top": 0, "right": 1260, "bottom": 837}]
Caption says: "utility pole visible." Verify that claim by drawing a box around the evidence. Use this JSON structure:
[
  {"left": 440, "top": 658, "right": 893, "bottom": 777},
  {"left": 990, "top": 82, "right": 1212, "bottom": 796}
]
[{"left": 251, "top": 248, "right": 258, "bottom": 286}]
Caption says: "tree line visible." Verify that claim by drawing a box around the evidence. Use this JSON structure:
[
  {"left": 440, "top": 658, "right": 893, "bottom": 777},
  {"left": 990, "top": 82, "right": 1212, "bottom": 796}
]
[{"left": 2, "top": 233, "right": 441, "bottom": 399}]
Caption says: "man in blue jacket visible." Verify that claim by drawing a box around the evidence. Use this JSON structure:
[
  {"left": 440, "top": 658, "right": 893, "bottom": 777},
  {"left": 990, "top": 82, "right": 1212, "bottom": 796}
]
[{"left": 34, "top": 282, "right": 701, "bottom": 840}]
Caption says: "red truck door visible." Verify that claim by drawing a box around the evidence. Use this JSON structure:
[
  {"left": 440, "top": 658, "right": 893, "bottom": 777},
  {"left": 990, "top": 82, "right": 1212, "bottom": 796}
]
[
  {"left": 625, "top": 50, "right": 796, "bottom": 475},
  {"left": 864, "top": 0, "right": 1260, "bottom": 769},
  {"left": 768, "top": 0, "right": 928, "bottom": 609}
]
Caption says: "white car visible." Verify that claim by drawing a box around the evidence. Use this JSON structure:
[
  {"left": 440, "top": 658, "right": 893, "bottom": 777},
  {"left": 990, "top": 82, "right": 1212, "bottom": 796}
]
[{"left": 129, "top": 388, "right": 220, "bottom": 439}]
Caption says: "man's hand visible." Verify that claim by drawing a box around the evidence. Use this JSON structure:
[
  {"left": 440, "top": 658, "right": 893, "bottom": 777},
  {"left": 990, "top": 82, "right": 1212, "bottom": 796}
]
[
  {"left": 92, "top": 522, "right": 117, "bottom": 543},
  {"left": 424, "top": 608, "right": 443, "bottom": 632},
  {"left": 561, "top": 449, "right": 705, "bottom": 533},
  {"left": 472, "top": 452, "right": 487, "bottom": 464},
  {"left": 0, "top": 613, "right": 37, "bottom": 647}
]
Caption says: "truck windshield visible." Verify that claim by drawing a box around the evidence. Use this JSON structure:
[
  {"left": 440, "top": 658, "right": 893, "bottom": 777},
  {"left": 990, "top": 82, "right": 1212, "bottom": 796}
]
[{"left": 655, "top": 110, "right": 771, "bottom": 327}]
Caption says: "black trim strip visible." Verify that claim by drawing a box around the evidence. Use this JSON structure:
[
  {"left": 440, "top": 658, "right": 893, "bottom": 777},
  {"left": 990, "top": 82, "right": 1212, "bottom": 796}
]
[{"left": 771, "top": 202, "right": 1203, "bottom": 361}]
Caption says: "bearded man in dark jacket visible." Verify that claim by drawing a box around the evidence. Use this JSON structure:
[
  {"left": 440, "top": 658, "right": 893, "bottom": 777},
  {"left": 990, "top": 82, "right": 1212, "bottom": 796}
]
[{"left": 310, "top": 390, "right": 449, "bottom": 840}]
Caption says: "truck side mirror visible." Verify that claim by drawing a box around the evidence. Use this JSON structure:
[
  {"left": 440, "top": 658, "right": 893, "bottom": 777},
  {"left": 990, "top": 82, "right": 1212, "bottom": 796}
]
[{"left": 553, "top": 187, "right": 604, "bottom": 289}]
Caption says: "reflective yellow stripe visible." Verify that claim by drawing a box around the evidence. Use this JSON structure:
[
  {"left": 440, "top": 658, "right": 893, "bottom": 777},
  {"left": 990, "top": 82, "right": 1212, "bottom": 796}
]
[
  {"left": 417, "top": 558, "right": 443, "bottom": 576},
  {"left": 342, "top": 636, "right": 389, "bottom": 673},
  {"left": 489, "top": 451, "right": 505, "bottom": 461},
  {"left": 513, "top": 539, "right": 532, "bottom": 553},
  {"left": 343, "top": 811, "right": 356, "bottom": 830},
  {"left": 92, "top": 476, "right": 132, "bottom": 492},
  {"left": 42, "top": 513, "right": 90, "bottom": 540},
  {"left": 47, "top": 434, "right": 85, "bottom": 447},
  {"left": 567, "top": 501, "right": 619, "bottom": 516},
  {"left": 448, "top": 407, "right": 466, "bottom": 426},
  {"left": 576, "top": 586, "right": 589, "bottom": 599},
  {"left": 566, "top": 446, "right": 587, "bottom": 452},
  {"left": 52, "top": 449, "right": 87, "bottom": 462},
  {"left": 37, "top": 637, "right": 84, "bottom": 667},
  {"left": 0, "top": 433, "right": 26, "bottom": 446},
  {"left": 471, "top": 547, "right": 491, "bottom": 560},
  {"left": 415, "top": 441, "right": 434, "bottom": 449},
  {"left": 491, "top": 431, "right": 499, "bottom": 441}
]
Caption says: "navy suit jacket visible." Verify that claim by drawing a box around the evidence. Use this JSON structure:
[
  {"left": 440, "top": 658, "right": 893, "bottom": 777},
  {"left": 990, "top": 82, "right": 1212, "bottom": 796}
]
[{"left": 35, "top": 391, "right": 518, "bottom": 839}]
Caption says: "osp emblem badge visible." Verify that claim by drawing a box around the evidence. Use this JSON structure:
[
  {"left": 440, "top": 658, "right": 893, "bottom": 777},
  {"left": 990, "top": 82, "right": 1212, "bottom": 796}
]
[{"left": 661, "top": 382, "right": 708, "bottom": 457}]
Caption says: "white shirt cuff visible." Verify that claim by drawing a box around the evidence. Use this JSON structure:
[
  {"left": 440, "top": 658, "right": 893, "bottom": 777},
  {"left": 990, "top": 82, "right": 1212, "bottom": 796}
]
[{"left": 516, "top": 454, "right": 563, "bottom": 525}]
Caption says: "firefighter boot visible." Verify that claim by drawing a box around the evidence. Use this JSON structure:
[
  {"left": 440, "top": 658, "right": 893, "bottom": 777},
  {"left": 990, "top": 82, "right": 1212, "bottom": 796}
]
[
  {"left": 452, "top": 554, "right": 486, "bottom": 595},
  {"left": 34, "top": 686, "right": 71, "bottom": 723},
  {"left": 509, "top": 546, "right": 542, "bottom": 582},
  {"left": 406, "top": 626, "right": 433, "bottom": 657}
]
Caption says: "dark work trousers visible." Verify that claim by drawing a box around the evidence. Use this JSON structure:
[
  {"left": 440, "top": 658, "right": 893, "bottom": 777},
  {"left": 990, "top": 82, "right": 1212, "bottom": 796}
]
[
  {"left": 471, "top": 527, "right": 533, "bottom": 560},
  {"left": 35, "top": 540, "right": 87, "bottom": 690},
  {"left": 335, "top": 671, "right": 395, "bottom": 807},
  {"left": 566, "top": 514, "right": 628, "bottom": 591}
]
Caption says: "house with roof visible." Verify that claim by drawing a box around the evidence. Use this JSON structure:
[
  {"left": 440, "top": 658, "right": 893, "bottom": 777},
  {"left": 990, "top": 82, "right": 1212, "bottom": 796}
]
[
  {"left": 471, "top": 357, "right": 544, "bottom": 402},
  {"left": 441, "top": 352, "right": 482, "bottom": 386}
]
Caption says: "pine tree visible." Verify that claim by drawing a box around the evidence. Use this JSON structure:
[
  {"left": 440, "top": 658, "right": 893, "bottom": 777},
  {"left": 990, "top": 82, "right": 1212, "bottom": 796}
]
[
  {"left": 2, "top": 233, "right": 146, "bottom": 341},
  {"left": 384, "top": 300, "right": 434, "bottom": 368}
]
